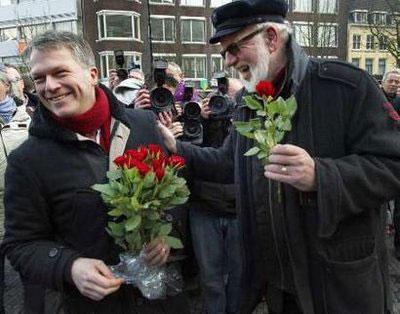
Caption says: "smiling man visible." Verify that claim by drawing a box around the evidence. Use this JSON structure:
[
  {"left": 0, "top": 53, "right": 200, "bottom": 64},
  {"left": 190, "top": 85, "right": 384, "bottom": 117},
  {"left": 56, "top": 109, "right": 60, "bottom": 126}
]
[
  {"left": 1, "top": 31, "right": 189, "bottom": 313},
  {"left": 157, "top": 0, "right": 400, "bottom": 313}
]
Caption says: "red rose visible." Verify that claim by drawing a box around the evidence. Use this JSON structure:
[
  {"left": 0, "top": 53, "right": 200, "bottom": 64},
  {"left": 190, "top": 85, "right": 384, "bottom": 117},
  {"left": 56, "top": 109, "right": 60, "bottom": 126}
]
[
  {"left": 255, "top": 81, "right": 275, "bottom": 98},
  {"left": 155, "top": 167, "right": 165, "bottom": 181},
  {"left": 132, "top": 159, "right": 151, "bottom": 176},
  {"left": 168, "top": 155, "right": 185, "bottom": 168},
  {"left": 148, "top": 144, "right": 164, "bottom": 157},
  {"left": 114, "top": 155, "right": 127, "bottom": 168},
  {"left": 152, "top": 158, "right": 165, "bottom": 171},
  {"left": 137, "top": 146, "right": 149, "bottom": 160},
  {"left": 125, "top": 148, "right": 147, "bottom": 162}
]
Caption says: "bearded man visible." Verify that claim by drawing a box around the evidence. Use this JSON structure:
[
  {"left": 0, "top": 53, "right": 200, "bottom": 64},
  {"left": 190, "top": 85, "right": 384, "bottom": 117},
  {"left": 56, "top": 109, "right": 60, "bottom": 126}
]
[{"left": 158, "top": 0, "right": 400, "bottom": 313}]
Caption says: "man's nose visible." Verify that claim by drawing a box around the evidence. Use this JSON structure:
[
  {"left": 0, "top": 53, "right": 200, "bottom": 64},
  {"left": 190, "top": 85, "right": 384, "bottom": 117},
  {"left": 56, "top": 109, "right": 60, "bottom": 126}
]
[
  {"left": 45, "top": 76, "right": 61, "bottom": 92},
  {"left": 224, "top": 51, "right": 238, "bottom": 68}
]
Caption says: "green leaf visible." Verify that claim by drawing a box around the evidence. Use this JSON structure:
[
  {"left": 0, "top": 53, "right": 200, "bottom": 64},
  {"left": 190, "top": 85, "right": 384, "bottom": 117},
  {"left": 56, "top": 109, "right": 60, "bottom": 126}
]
[
  {"left": 244, "top": 146, "right": 260, "bottom": 156},
  {"left": 256, "top": 110, "right": 266, "bottom": 117},
  {"left": 233, "top": 121, "right": 254, "bottom": 134},
  {"left": 108, "top": 222, "right": 125, "bottom": 237},
  {"left": 286, "top": 95, "right": 298, "bottom": 115},
  {"left": 143, "top": 172, "right": 156, "bottom": 188},
  {"left": 165, "top": 236, "right": 184, "bottom": 249},
  {"left": 254, "top": 130, "right": 268, "bottom": 146},
  {"left": 92, "top": 184, "right": 115, "bottom": 197},
  {"left": 147, "top": 211, "right": 160, "bottom": 220},
  {"left": 159, "top": 185, "right": 177, "bottom": 199},
  {"left": 275, "top": 131, "right": 285, "bottom": 143},
  {"left": 159, "top": 223, "right": 172, "bottom": 236},
  {"left": 130, "top": 196, "right": 141, "bottom": 210},
  {"left": 108, "top": 208, "right": 123, "bottom": 217},
  {"left": 125, "top": 215, "right": 141, "bottom": 231},
  {"left": 244, "top": 96, "right": 263, "bottom": 110},
  {"left": 278, "top": 118, "right": 292, "bottom": 131},
  {"left": 257, "top": 151, "right": 269, "bottom": 160},
  {"left": 169, "top": 196, "right": 189, "bottom": 206}
]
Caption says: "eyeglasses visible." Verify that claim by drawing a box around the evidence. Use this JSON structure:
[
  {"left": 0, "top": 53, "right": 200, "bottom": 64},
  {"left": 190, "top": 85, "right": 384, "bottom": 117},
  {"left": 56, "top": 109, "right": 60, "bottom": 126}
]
[{"left": 220, "top": 28, "right": 264, "bottom": 59}]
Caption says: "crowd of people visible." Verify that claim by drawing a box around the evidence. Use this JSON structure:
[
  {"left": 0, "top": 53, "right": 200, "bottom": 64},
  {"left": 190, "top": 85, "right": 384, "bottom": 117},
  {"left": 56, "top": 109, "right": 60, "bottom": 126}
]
[{"left": 1, "top": 0, "right": 400, "bottom": 313}]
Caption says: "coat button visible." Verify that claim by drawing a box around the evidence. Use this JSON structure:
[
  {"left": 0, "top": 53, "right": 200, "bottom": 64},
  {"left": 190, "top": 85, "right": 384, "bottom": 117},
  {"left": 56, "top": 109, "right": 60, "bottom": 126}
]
[
  {"left": 48, "top": 248, "right": 59, "bottom": 258},
  {"left": 165, "top": 214, "right": 173, "bottom": 222}
]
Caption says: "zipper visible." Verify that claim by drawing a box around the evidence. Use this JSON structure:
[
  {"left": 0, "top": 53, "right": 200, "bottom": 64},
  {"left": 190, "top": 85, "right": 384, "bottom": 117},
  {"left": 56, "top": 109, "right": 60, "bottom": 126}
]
[{"left": 268, "top": 178, "right": 285, "bottom": 290}]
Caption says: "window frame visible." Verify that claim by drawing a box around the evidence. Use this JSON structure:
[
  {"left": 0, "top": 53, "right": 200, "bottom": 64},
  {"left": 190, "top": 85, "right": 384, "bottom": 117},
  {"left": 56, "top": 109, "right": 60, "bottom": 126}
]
[
  {"left": 99, "top": 51, "right": 142, "bottom": 79},
  {"left": 150, "top": 15, "right": 176, "bottom": 43},
  {"left": 97, "top": 10, "right": 141, "bottom": 41},
  {"left": 293, "top": 0, "right": 313, "bottom": 13},
  {"left": 180, "top": 17, "right": 206, "bottom": 44},
  {"left": 181, "top": 54, "right": 207, "bottom": 80}
]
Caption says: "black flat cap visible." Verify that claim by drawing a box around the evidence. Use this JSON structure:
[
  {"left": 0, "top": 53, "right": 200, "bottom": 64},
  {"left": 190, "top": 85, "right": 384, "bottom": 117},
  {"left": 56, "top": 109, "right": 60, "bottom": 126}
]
[{"left": 209, "top": 0, "right": 288, "bottom": 44}]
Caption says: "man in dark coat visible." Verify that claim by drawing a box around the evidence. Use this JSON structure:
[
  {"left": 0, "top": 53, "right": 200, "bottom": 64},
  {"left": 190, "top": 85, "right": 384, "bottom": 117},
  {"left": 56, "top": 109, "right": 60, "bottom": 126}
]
[
  {"left": 1, "top": 31, "right": 188, "bottom": 313},
  {"left": 157, "top": 0, "right": 400, "bottom": 313}
]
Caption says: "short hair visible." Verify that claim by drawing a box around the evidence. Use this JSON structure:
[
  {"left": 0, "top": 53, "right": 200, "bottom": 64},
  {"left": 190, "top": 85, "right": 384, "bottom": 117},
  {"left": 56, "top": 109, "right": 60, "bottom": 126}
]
[
  {"left": 382, "top": 69, "right": 400, "bottom": 82},
  {"left": 258, "top": 21, "right": 292, "bottom": 44},
  {"left": 27, "top": 30, "right": 95, "bottom": 68},
  {"left": 167, "top": 62, "right": 182, "bottom": 76},
  {"left": 0, "top": 71, "right": 16, "bottom": 96}
]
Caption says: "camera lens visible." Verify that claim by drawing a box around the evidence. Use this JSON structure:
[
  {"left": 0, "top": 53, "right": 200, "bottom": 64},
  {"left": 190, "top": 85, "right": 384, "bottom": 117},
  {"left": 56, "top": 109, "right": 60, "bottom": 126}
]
[
  {"left": 184, "top": 120, "right": 202, "bottom": 138},
  {"left": 150, "top": 87, "right": 174, "bottom": 112},
  {"left": 184, "top": 102, "right": 201, "bottom": 119},
  {"left": 209, "top": 95, "right": 228, "bottom": 115}
]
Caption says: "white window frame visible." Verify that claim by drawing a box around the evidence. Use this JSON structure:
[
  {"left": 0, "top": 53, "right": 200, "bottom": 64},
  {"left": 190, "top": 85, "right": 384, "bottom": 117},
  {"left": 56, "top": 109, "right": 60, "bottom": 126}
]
[
  {"left": 318, "top": 0, "right": 337, "bottom": 14},
  {"left": 317, "top": 23, "right": 338, "bottom": 48},
  {"left": 180, "top": 0, "right": 204, "bottom": 7},
  {"left": 210, "top": 0, "right": 231, "bottom": 8},
  {"left": 149, "top": 0, "right": 175, "bottom": 5},
  {"left": 99, "top": 51, "right": 142, "bottom": 79},
  {"left": 150, "top": 15, "right": 176, "bottom": 43},
  {"left": 181, "top": 54, "right": 207, "bottom": 80},
  {"left": 181, "top": 17, "right": 206, "bottom": 44},
  {"left": 97, "top": 10, "right": 141, "bottom": 41},
  {"left": 352, "top": 34, "right": 361, "bottom": 50},
  {"left": 352, "top": 10, "right": 368, "bottom": 24},
  {"left": 366, "top": 34, "right": 374, "bottom": 50},
  {"left": 365, "top": 58, "right": 373, "bottom": 74},
  {"left": 293, "top": 0, "right": 313, "bottom": 13},
  {"left": 152, "top": 53, "right": 177, "bottom": 63},
  {"left": 293, "top": 22, "right": 313, "bottom": 47},
  {"left": 371, "top": 11, "right": 388, "bottom": 25}
]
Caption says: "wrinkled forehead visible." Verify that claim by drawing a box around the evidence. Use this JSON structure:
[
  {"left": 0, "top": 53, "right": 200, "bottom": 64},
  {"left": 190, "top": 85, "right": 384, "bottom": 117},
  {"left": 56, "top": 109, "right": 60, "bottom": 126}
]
[{"left": 386, "top": 73, "right": 400, "bottom": 81}]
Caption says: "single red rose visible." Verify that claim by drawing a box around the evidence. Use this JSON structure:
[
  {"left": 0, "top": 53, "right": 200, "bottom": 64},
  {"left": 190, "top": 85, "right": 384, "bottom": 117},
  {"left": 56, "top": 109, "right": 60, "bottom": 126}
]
[
  {"left": 155, "top": 167, "right": 165, "bottom": 181},
  {"left": 114, "top": 155, "right": 127, "bottom": 168},
  {"left": 125, "top": 148, "right": 147, "bottom": 161},
  {"left": 148, "top": 144, "right": 164, "bottom": 157},
  {"left": 152, "top": 158, "right": 165, "bottom": 172},
  {"left": 131, "top": 159, "right": 151, "bottom": 176},
  {"left": 255, "top": 81, "right": 275, "bottom": 98},
  {"left": 137, "top": 146, "right": 149, "bottom": 161},
  {"left": 168, "top": 155, "right": 185, "bottom": 168}
]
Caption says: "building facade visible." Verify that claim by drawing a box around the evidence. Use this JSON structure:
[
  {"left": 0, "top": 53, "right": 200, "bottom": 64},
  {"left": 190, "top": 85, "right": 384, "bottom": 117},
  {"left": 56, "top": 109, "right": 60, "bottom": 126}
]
[
  {"left": 0, "top": 0, "right": 79, "bottom": 65},
  {"left": 348, "top": 0, "right": 398, "bottom": 79}
]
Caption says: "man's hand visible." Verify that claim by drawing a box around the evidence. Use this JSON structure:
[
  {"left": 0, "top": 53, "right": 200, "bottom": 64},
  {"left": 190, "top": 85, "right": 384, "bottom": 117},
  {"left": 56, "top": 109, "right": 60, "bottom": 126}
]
[
  {"left": 134, "top": 88, "right": 151, "bottom": 109},
  {"left": 201, "top": 98, "right": 212, "bottom": 119},
  {"left": 169, "top": 122, "right": 184, "bottom": 138},
  {"left": 157, "top": 121, "right": 178, "bottom": 153},
  {"left": 264, "top": 144, "right": 316, "bottom": 191},
  {"left": 71, "top": 258, "right": 124, "bottom": 301},
  {"left": 144, "top": 237, "right": 170, "bottom": 266}
]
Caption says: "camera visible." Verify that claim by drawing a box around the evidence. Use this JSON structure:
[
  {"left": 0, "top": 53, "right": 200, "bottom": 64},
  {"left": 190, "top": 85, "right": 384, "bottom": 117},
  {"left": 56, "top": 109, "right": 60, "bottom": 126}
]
[
  {"left": 208, "top": 72, "right": 233, "bottom": 120},
  {"left": 114, "top": 50, "right": 125, "bottom": 69},
  {"left": 150, "top": 59, "right": 175, "bottom": 114},
  {"left": 179, "top": 85, "right": 203, "bottom": 145}
]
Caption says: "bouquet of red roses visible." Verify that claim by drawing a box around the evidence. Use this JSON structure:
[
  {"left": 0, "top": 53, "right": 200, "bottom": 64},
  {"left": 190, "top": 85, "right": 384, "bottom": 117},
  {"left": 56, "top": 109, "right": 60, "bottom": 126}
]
[{"left": 92, "top": 144, "right": 189, "bottom": 299}]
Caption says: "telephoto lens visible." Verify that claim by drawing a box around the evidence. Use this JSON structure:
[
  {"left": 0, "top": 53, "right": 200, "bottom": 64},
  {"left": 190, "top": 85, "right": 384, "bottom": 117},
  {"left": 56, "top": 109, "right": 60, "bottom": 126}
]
[
  {"left": 150, "top": 87, "right": 175, "bottom": 113},
  {"left": 180, "top": 101, "right": 203, "bottom": 145}
]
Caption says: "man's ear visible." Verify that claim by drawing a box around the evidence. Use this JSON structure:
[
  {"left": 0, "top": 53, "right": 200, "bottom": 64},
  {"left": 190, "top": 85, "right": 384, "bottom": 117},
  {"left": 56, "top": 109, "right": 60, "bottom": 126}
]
[
  {"left": 89, "top": 67, "right": 99, "bottom": 86},
  {"left": 264, "top": 26, "right": 278, "bottom": 54}
]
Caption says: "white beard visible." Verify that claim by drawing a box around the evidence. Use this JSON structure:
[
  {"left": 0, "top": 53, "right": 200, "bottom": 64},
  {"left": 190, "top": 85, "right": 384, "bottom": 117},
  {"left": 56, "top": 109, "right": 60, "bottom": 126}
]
[{"left": 240, "top": 47, "right": 270, "bottom": 93}]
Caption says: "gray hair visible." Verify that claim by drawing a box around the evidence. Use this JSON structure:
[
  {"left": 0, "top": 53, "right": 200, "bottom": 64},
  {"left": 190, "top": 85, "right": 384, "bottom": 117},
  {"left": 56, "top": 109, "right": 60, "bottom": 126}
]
[
  {"left": 27, "top": 31, "right": 95, "bottom": 68},
  {"left": 0, "top": 71, "right": 16, "bottom": 96},
  {"left": 258, "top": 21, "right": 292, "bottom": 44},
  {"left": 382, "top": 69, "right": 400, "bottom": 82}
]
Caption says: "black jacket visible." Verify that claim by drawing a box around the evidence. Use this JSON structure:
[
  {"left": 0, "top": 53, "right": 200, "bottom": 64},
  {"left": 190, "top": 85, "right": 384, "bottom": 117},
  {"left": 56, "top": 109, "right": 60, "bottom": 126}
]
[
  {"left": 176, "top": 38, "right": 400, "bottom": 314},
  {"left": 1, "top": 85, "right": 186, "bottom": 313}
]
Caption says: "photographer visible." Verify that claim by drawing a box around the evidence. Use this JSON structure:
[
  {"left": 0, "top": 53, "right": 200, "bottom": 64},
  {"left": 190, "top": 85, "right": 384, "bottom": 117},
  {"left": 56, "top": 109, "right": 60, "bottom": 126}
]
[{"left": 187, "top": 77, "right": 243, "bottom": 314}]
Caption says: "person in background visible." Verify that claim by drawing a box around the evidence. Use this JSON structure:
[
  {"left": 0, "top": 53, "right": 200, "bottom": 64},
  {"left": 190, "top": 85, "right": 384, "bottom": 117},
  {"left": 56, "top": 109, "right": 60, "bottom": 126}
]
[
  {"left": 128, "top": 67, "right": 145, "bottom": 84},
  {"left": 107, "top": 69, "right": 118, "bottom": 90},
  {"left": 381, "top": 69, "right": 400, "bottom": 105},
  {"left": 4, "top": 64, "right": 25, "bottom": 106}
]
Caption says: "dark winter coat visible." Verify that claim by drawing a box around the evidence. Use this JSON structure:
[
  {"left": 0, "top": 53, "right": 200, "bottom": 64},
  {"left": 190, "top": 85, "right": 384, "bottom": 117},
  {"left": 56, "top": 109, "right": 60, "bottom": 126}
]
[
  {"left": 0, "top": 85, "right": 187, "bottom": 313},
  {"left": 176, "top": 38, "right": 400, "bottom": 314}
]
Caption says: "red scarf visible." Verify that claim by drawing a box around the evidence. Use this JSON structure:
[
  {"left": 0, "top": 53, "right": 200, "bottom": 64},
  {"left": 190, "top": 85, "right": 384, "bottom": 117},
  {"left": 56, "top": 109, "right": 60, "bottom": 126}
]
[{"left": 52, "top": 87, "right": 111, "bottom": 152}]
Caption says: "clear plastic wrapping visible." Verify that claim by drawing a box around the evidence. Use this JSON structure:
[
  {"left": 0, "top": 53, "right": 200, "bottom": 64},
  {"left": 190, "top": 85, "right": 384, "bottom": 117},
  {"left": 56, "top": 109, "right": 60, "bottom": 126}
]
[{"left": 110, "top": 252, "right": 183, "bottom": 299}]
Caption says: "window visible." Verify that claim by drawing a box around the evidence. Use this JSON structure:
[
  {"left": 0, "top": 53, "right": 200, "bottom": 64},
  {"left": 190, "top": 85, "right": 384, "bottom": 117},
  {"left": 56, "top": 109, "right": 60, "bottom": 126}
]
[
  {"left": 97, "top": 11, "right": 140, "bottom": 40},
  {"left": 370, "top": 12, "right": 387, "bottom": 25},
  {"left": 99, "top": 51, "right": 142, "bottom": 79},
  {"left": 293, "top": 0, "right": 312, "bottom": 13},
  {"left": 150, "top": 16, "right": 175, "bottom": 42},
  {"left": 0, "top": 27, "right": 17, "bottom": 41},
  {"left": 19, "top": 24, "right": 52, "bottom": 42},
  {"left": 293, "top": 23, "right": 312, "bottom": 47},
  {"left": 365, "top": 58, "right": 373, "bottom": 74},
  {"left": 318, "top": 0, "right": 336, "bottom": 14},
  {"left": 181, "top": 18, "right": 205, "bottom": 43},
  {"left": 180, "top": 0, "right": 204, "bottom": 6},
  {"left": 210, "top": 0, "right": 231, "bottom": 7},
  {"left": 0, "top": 0, "right": 12, "bottom": 6},
  {"left": 366, "top": 35, "right": 374, "bottom": 50},
  {"left": 182, "top": 55, "right": 206, "bottom": 79},
  {"left": 150, "top": 0, "right": 174, "bottom": 4},
  {"left": 378, "top": 36, "right": 388, "bottom": 50},
  {"left": 379, "top": 59, "right": 386, "bottom": 75},
  {"left": 53, "top": 21, "right": 77, "bottom": 33},
  {"left": 317, "top": 24, "right": 338, "bottom": 47},
  {"left": 352, "top": 11, "right": 368, "bottom": 24},
  {"left": 211, "top": 55, "right": 224, "bottom": 73},
  {"left": 351, "top": 58, "right": 360, "bottom": 68},
  {"left": 152, "top": 53, "right": 176, "bottom": 63},
  {"left": 352, "top": 34, "right": 361, "bottom": 49}
]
